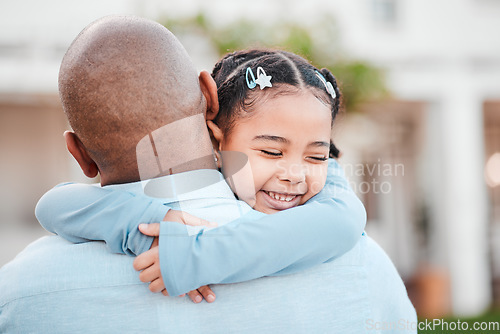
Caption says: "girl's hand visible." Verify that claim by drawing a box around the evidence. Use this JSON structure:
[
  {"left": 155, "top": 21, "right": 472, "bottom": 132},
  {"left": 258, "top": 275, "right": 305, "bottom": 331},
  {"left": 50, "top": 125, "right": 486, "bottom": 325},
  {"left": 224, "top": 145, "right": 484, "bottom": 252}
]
[
  {"left": 134, "top": 220, "right": 217, "bottom": 303},
  {"left": 161, "top": 209, "right": 218, "bottom": 229},
  {"left": 187, "top": 285, "right": 216, "bottom": 303},
  {"left": 133, "top": 245, "right": 166, "bottom": 293}
]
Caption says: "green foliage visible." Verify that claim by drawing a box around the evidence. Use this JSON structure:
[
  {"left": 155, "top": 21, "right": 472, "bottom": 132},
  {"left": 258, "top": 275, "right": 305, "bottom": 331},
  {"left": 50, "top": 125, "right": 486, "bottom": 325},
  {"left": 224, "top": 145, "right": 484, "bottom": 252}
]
[
  {"left": 161, "top": 13, "right": 388, "bottom": 112},
  {"left": 282, "top": 25, "right": 314, "bottom": 58},
  {"left": 211, "top": 20, "right": 265, "bottom": 54},
  {"left": 330, "top": 62, "right": 387, "bottom": 112},
  {"left": 418, "top": 308, "right": 500, "bottom": 334}
]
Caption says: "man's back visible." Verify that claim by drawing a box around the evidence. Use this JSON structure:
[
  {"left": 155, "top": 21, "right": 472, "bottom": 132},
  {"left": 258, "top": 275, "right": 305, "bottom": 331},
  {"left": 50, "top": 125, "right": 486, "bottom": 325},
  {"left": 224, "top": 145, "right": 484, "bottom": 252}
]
[{"left": 0, "top": 233, "right": 416, "bottom": 333}]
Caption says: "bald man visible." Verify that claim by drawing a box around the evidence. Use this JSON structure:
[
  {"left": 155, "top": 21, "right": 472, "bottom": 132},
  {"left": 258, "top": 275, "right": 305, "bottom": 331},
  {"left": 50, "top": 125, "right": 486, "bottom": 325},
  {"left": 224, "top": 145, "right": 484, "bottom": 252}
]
[
  {"left": 0, "top": 16, "right": 416, "bottom": 333},
  {"left": 59, "top": 15, "right": 216, "bottom": 184}
]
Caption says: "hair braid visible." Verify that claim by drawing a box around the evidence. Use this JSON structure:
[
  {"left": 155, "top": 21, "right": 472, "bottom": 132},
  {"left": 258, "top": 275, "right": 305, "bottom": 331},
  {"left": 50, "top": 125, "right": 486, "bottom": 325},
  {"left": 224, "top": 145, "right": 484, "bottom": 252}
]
[{"left": 211, "top": 49, "right": 342, "bottom": 158}]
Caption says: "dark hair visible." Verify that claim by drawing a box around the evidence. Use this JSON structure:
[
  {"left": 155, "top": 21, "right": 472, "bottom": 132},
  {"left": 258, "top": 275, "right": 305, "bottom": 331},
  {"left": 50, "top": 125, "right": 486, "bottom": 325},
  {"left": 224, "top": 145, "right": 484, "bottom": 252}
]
[{"left": 211, "top": 49, "right": 341, "bottom": 158}]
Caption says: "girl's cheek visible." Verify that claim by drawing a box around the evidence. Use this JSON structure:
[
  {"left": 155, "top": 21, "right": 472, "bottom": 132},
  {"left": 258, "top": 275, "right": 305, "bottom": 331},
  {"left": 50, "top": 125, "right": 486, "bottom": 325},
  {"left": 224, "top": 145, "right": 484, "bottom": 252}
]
[
  {"left": 308, "top": 166, "right": 328, "bottom": 195},
  {"left": 309, "top": 179, "right": 325, "bottom": 196},
  {"left": 247, "top": 159, "right": 270, "bottom": 192},
  {"left": 220, "top": 151, "right": 257, "bottom": 206}
]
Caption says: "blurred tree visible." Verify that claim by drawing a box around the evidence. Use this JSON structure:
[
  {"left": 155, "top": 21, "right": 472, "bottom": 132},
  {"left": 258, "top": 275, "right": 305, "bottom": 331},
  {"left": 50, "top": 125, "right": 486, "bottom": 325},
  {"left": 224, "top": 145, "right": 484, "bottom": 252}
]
[{"left": 162, "top": 13, "right": 388, "bottom": 112}]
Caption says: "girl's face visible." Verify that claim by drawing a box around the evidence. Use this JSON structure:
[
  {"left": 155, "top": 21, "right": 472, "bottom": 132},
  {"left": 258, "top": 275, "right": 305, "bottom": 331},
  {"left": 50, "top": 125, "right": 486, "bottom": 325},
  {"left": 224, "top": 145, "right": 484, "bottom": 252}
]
[{"left": 217, "top": 91, "right": 332, "bottom": 214}]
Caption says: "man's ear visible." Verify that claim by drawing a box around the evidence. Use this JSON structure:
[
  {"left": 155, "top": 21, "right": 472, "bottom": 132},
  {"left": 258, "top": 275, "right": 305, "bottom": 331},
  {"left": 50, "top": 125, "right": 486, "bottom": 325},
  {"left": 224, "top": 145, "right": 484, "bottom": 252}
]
[
  {"left": 199, "top": 70, "right": 219, "bottom": 121},
  {"left": 206, "top": 120, "right": 224, "bottom": 151},
  {"left": 64, "top": 131, "right": 99, "bottom": 178}
]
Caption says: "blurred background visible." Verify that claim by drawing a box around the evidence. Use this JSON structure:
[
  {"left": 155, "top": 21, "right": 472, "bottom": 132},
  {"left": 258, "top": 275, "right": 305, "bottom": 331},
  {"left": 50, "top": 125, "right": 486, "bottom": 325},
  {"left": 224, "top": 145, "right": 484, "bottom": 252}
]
[{"left": 1, "top": 0, "right": 499, "bottom": 323}]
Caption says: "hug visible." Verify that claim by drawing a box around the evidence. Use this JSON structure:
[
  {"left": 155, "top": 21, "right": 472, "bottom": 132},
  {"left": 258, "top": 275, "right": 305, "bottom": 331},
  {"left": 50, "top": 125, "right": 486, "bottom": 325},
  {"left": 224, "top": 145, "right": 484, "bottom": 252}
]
[{"left": 0, "top": 15, "right": 416, "bottom": 333}]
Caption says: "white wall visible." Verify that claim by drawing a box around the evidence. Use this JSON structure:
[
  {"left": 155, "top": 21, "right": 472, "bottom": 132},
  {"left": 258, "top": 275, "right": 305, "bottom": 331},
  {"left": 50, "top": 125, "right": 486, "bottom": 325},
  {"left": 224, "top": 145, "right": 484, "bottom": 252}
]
[
  {"left": 329, "top": 0, "right": 499, "bottom": 316},
  {"left": 1, "top": 0, "right": 499, "bottom": 316}
]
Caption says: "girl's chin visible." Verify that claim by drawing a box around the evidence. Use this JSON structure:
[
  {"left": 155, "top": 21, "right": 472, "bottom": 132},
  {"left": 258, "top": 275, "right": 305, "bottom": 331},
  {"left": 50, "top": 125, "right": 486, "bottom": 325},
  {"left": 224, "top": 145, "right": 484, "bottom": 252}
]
[{"left": 253, "top": 204, "right": 280, "bottom": 215}]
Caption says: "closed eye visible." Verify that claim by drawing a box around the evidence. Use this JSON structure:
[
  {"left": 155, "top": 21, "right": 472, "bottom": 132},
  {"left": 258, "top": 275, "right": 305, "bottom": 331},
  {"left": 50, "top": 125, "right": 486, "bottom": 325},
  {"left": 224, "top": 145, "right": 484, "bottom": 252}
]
[
  {"left": 308, "top": 156, "right": 328, "bottom": 161},
  {"left": 261, "top": 150, "right": 282, "bottom": 157}
]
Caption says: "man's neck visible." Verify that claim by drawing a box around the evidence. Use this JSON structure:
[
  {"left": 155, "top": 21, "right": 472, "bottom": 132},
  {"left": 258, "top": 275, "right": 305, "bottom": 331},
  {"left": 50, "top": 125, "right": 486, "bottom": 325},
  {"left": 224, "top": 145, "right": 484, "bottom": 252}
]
[
  {"left": 100, "top": 154, "right": 217, "bottom": 186},
  {"left": 101, "top": 116, "right": 217, "bottom": 186},
  {"left": 157, "top": 154, "right": 217, "bottom": 176},
  {"left": 133, "top": 113, "right": 217, "bottom": 181}
]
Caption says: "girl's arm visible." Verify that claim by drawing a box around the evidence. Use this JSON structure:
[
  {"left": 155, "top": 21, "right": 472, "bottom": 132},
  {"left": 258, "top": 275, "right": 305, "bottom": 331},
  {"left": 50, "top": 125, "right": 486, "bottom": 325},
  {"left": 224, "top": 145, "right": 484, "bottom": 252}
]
[
  {"left": 36, "top": 159, "right": 365, "bottom": 295},
  {"left": 35, "top": 183, "right": 169, "bottom": 256},
  {"left": 158, "top": 158, "right": 366, "bottom": 295}
]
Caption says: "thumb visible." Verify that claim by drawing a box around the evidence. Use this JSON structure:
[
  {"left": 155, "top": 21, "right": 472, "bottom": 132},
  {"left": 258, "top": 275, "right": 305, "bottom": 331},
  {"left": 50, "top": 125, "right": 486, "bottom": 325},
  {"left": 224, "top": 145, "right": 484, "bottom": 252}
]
[
  {"left": 183, "top": 213, "right": 218, "bottom": 228},
  {"left": 139, "top": 223, "right": 161, "bottom": 237}
]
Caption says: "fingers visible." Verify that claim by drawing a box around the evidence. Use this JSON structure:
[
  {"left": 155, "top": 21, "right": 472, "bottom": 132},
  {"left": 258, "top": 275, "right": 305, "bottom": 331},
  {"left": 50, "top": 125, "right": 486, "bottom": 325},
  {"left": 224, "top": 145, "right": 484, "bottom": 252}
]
[
  {"left": 151, "top": 237, "right": 159, "bottom": 248},
  {"left": 187, "top": 289, "right": 203, "bottom": 304},
  {"left": 148, "top": 277, "right": 165, "bottom": 293},
  {"left": 187, "top": 286, "right": 215, "bottom": 303},
  {"left": 133, "top": 248, "right": 158, "bottom": 271},
  {"left": 139, "top": 223, "right": 161, "bottom": 237},
  {"left": 182, "top": 212, "right": 218, "bottom": 228},
  {"left": 198, "top": 285, "right": 216, "bottom": 303},
  {"left": 163, "top": 210, "right": 218, "bottom": 227},
  {"left": 138, "top": 266, "right": 160, "bottom": 283}
]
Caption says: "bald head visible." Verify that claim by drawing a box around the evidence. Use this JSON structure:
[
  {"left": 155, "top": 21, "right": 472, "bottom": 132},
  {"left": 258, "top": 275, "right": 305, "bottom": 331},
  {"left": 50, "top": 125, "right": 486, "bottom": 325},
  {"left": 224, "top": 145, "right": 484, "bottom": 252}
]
[{"left": 59, "top": 16, "right": 205, "bottom": 183}]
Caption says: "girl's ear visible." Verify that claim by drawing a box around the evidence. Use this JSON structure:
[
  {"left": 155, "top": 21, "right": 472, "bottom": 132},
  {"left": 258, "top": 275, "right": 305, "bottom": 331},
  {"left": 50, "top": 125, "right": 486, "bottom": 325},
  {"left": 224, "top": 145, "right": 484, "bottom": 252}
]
[
  {"left": 64, "top": 131, "right": 99, "bottom": 178},
  {"left": 199, "top": 71, "right": 219, "bottom": 121},
  {"left": 206, "top": 120, "right": 224, "bottom": 150}
]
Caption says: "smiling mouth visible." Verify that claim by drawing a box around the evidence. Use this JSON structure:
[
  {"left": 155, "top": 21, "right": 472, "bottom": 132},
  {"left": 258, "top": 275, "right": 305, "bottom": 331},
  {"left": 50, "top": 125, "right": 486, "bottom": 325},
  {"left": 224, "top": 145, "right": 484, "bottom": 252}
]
[{"left": 263, "top": 190, "right": 302, "bottom": 202}]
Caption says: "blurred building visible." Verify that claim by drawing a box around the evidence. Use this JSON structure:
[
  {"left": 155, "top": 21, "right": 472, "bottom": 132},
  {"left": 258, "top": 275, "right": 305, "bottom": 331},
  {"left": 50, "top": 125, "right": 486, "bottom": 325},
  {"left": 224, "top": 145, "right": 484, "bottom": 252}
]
[
  {"left": 327, "top": 0, "right": 500, "bottom": 318},
  {"left": 0, "top": 0, "right": 138, "bottom": 266},
  {"left": 1, "top": 0, "right": 499, "bottom": 318}
]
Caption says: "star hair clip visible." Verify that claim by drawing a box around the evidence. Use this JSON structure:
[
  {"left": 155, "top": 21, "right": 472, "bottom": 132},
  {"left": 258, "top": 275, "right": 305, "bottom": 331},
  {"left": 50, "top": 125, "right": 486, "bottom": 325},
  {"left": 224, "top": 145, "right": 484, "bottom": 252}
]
[
  {"left": 315, "top": 70, "right": 336, "bottom": 100},
  {"left": 246, "top": 67, "right": 272, "bottom": 90}
]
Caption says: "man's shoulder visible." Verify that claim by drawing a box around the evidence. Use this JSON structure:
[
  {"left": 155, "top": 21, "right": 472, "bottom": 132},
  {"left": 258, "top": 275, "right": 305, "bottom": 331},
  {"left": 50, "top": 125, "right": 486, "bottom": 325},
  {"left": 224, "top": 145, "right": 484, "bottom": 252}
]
[
  {"left": 360, "top": 235, "right": 418, "bottom": 328},
  {"left": 361, "top": 234, "right": 406, "bottom": 279},
  {"left": 356, "top": 234, "right": 410, "bottom": 290},
  {"left": 0, "top": 237, "right": 168, "bottom": 333},
  {"left": 0, "top": 236, "right": 137, "bottom": 307}
]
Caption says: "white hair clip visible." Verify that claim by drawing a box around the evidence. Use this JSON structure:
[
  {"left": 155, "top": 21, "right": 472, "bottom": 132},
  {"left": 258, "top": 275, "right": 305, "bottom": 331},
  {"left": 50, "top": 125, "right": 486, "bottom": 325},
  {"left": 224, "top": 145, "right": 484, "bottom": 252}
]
[
  {"left": 315, "top": 70, "right": 336, "bottom": 100},
  {"left": 246, "top": 67, "right": 272, "bottom": 90}
]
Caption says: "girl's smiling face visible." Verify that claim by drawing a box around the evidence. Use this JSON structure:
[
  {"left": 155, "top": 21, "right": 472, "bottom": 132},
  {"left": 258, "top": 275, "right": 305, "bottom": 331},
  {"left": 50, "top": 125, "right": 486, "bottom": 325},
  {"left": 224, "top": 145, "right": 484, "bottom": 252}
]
[{"left": 212, "top": 90, "right": 332, "bottom": 214}]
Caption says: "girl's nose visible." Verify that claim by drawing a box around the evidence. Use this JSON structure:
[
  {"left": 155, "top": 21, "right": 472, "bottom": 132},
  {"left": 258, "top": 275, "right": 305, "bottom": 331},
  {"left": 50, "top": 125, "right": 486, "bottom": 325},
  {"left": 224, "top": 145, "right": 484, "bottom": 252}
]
[{"left": 278, "top": 162, "right": 306, "bottom": 184}]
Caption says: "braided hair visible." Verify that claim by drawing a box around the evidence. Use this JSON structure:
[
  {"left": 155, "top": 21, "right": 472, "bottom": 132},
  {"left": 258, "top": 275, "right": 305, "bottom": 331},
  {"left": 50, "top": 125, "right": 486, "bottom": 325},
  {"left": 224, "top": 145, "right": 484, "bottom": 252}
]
[{"left": 211, "top": 49, "right": 342, "bottom": 158}]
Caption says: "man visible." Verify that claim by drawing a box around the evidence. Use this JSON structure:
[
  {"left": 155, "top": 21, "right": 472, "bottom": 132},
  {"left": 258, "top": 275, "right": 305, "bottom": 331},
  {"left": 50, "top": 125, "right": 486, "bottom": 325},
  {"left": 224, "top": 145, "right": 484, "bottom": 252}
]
[{"left": 0, "top": 16, "right": 416, "bottom": 333}]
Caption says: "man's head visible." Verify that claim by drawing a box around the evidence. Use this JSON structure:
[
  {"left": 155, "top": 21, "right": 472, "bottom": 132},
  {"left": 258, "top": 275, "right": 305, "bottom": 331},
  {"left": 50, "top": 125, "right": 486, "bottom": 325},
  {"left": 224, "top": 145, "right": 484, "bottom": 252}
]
[{"left": 59, "top": 16, "right": 218, "bottom": 185}]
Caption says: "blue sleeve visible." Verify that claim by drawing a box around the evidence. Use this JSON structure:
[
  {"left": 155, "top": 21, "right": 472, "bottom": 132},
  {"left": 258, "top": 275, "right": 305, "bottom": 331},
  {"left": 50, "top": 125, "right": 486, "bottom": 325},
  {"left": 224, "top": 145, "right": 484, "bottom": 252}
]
[
  {"left": 159, "top": 159, "right": 367, "bottom": 296},
  {"left": 35, "top": 183, "right": 170, "bottom": 256}
]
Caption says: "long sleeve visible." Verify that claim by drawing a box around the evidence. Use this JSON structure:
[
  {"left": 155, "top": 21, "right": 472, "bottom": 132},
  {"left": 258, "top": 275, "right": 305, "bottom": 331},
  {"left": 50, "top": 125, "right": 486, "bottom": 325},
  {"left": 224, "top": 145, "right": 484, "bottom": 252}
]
[
  {"left": 159, "top": 159, "right": 367, "bottom": 295},
  {"left": 35, "top": 183, "right": 170, "bottom": 255}
]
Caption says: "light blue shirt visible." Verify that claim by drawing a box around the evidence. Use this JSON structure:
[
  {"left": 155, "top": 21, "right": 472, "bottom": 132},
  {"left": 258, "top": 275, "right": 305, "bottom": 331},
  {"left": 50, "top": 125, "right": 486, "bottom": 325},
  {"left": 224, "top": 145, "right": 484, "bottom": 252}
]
[
  {"left": 0, "top": 159, "right": 417, "bottom": 332},
  {"left": 0, "top": 234, "right": 417, "bottom": 333},
  {"left": 35, "top": 159, "right": 368, "bottom": 296}
]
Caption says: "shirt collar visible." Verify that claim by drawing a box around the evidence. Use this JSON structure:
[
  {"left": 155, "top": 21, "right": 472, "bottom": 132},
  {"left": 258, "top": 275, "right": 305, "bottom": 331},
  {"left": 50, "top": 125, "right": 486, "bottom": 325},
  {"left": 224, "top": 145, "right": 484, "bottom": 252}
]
[{"left": 103, "top": 169, "right": 237, "bottom": 204}]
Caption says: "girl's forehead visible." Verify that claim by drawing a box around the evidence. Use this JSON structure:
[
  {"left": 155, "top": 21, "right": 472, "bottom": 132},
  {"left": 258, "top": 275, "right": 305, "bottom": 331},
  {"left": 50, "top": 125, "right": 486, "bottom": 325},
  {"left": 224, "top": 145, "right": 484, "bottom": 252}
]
[
  {"left": 233, "top": 93, "right": 332, "bottom": 135},
  {"left": 222, "top": 86, "right": 332, "bottom": 143}
]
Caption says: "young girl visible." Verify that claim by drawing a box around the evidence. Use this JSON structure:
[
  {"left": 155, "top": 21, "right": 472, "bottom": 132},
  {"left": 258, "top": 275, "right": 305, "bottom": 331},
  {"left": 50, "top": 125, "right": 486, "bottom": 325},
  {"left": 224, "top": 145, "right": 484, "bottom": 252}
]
[{"left": 36, "top": 49, "right": 366, "bottom": 303}]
